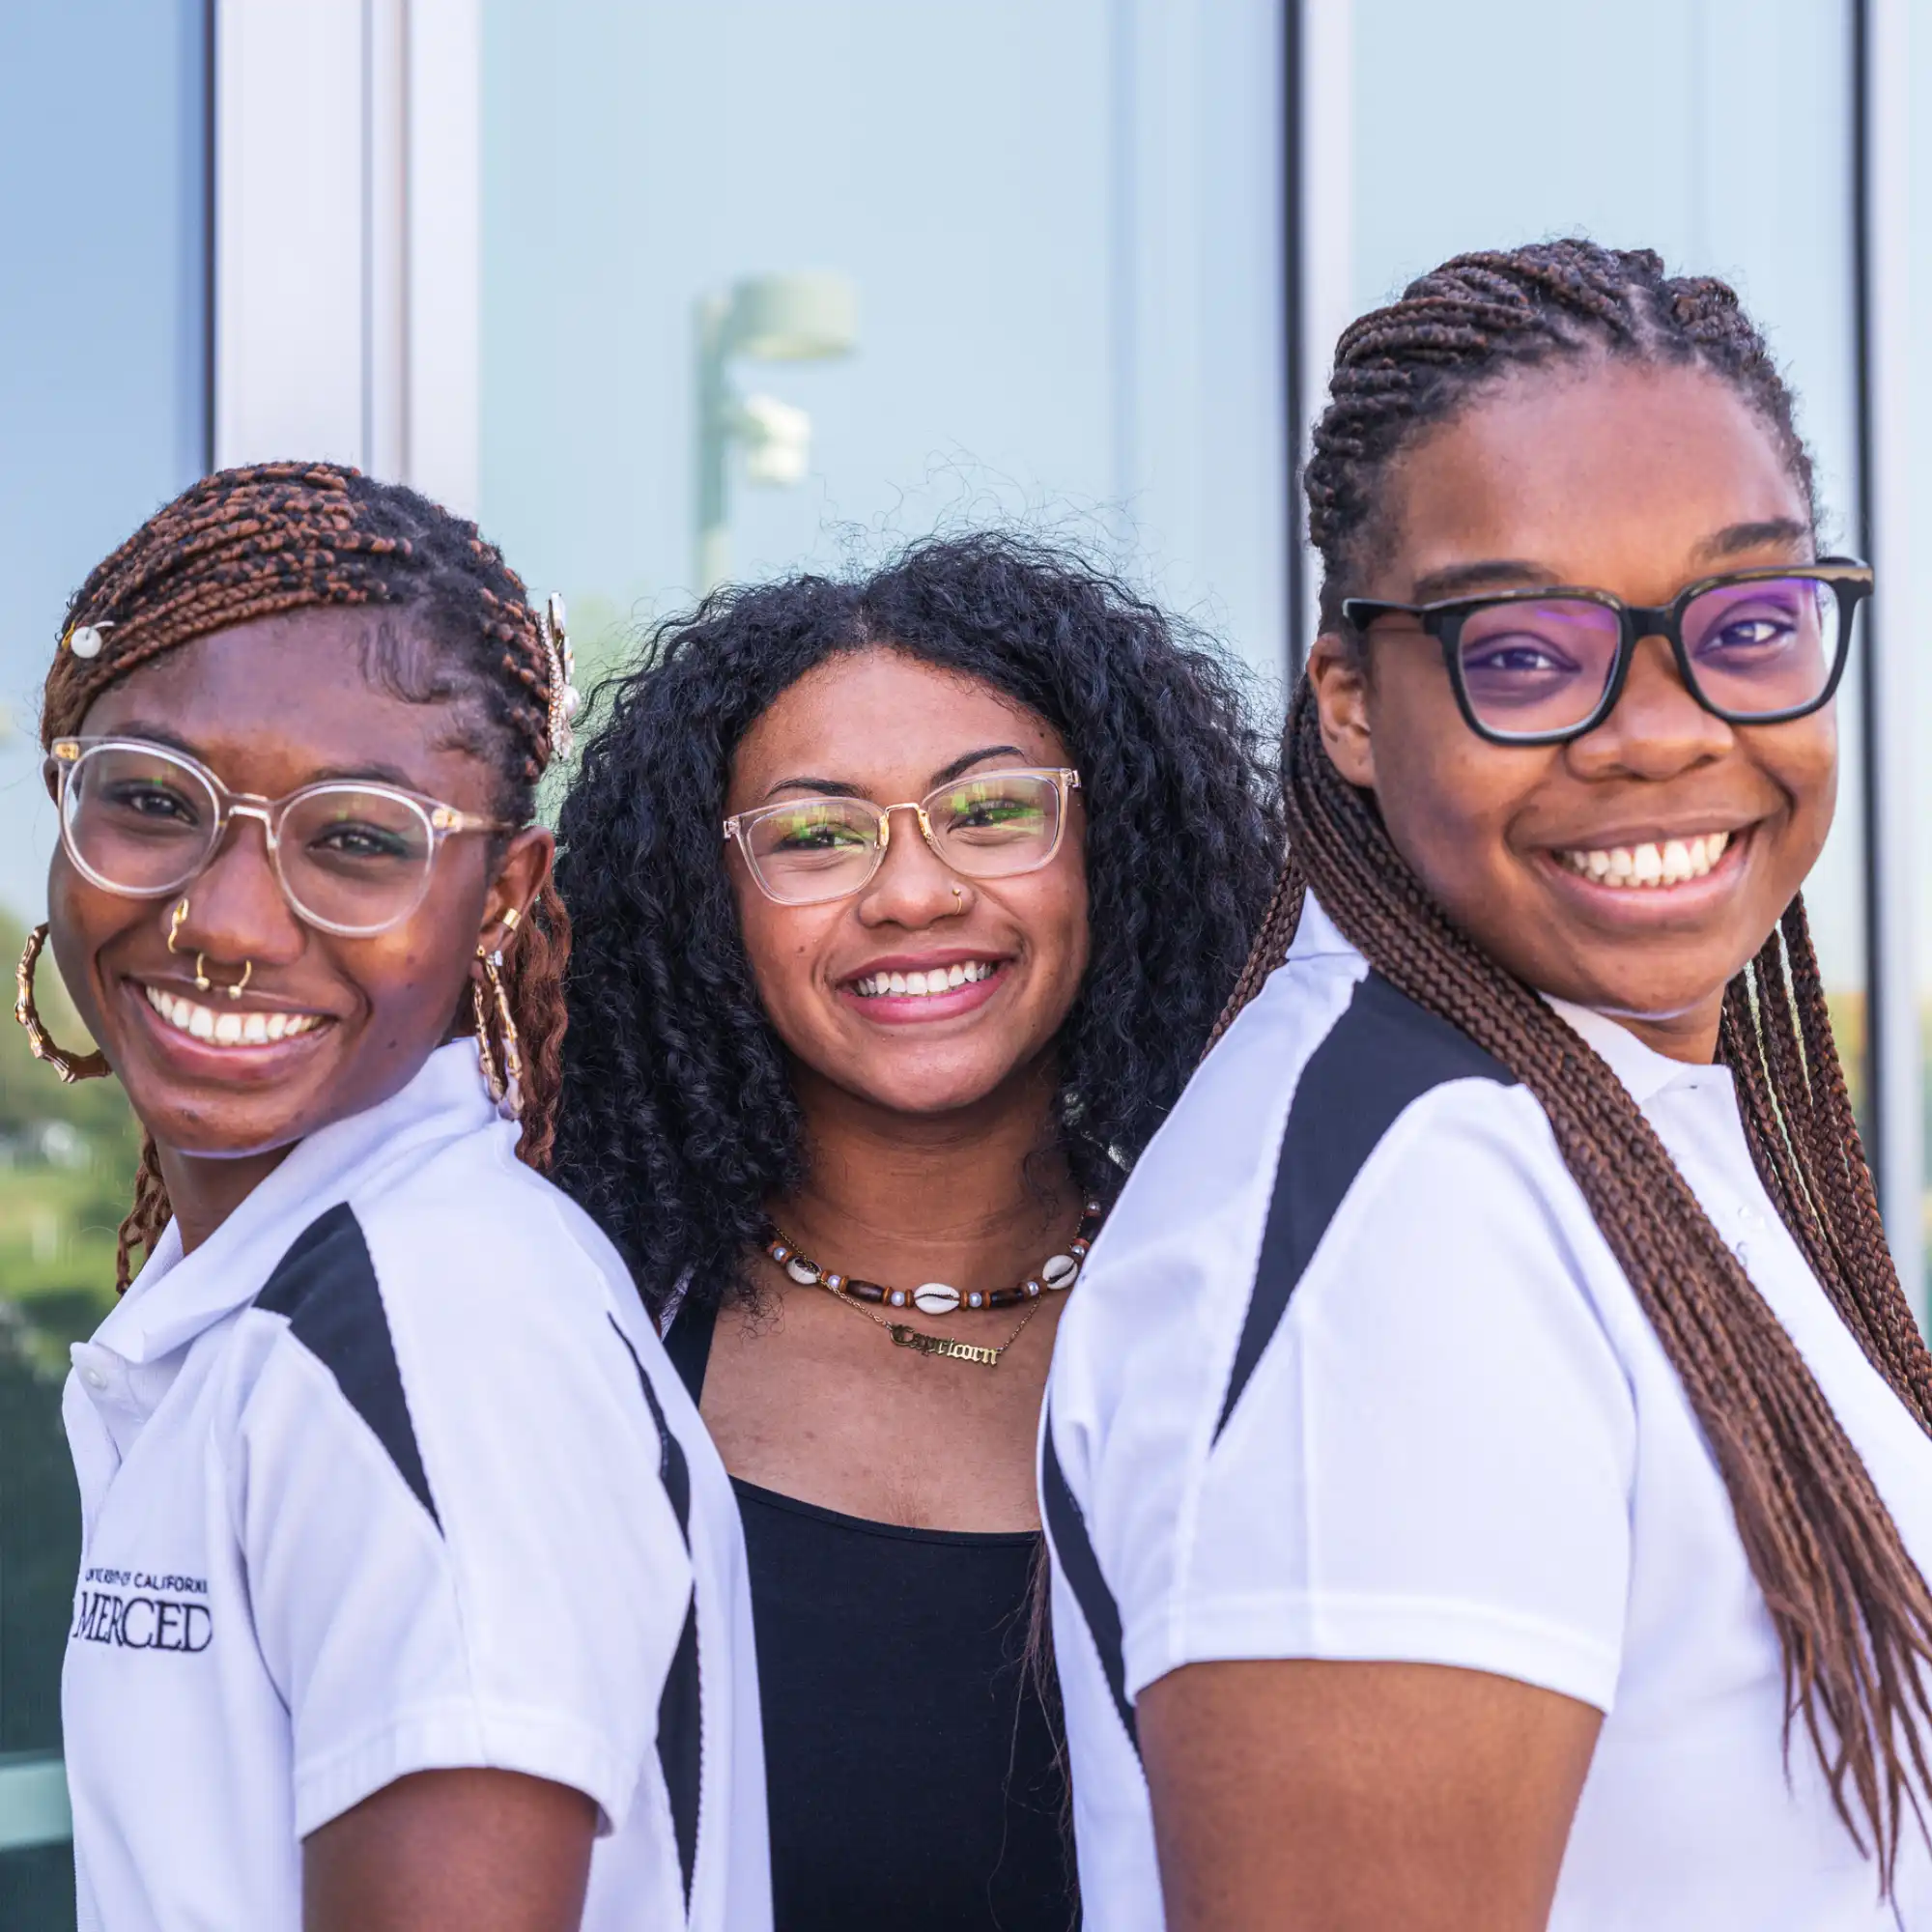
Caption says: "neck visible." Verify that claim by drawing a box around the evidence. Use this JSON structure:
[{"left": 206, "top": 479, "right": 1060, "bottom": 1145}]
[
  {"left": 773, "top": 1055, "right": 1082, "bottom": 1293},
  {"left": 1589, "top": 987, "right": 1725, "bottom": 1065},
  {"left": 155, "top": 1143, "right": 296, "bottom": 1256}
]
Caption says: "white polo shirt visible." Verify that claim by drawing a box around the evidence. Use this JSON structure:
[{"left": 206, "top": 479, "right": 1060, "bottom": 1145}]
[
  {"left": 1042, "top": 895, "right": 1932, "bottom": 1930},
  {"left": 62, "top": 1041, "right": 770, "bottom": 1932}
]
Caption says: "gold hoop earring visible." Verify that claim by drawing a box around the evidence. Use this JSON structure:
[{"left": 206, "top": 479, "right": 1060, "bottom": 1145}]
[
  {"left": 471, "top": 947, "right": 523, "bottom": 1120},
  {"left": 14, "top": 925, "right": 109, "bottom": 1084}
]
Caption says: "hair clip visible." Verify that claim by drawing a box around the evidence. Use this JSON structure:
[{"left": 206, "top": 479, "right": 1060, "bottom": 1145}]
[
  {"left": 539, "top": 593, "right": 581, "bottom": 763},
  {"left": 63, "top": 621, "right": 113, "bottom": 660}
]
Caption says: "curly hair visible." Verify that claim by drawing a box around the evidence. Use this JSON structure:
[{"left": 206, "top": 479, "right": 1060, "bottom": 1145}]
[
  {"left": 1218, "top": 241, "right": 1932, "bottom": 1888},
  {"left": 553, "top": 530, "right": 1284, "bottom": 1317},
  {"left": 43, "top": 461, "right": 572, "bottom": 1290}
]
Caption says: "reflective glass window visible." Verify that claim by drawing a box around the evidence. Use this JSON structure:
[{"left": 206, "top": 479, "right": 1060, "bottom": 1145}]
[
  {"left": 477, "top": 0, "right": 1288, "bottom": 691},
  {"left": 0, "top": 5, "right": 208, "bottom": 1921}
]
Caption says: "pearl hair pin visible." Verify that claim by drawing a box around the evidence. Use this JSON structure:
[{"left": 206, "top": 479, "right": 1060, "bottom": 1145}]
[{"left": 540, "top": 594, "right": 582, "bottom": 764}]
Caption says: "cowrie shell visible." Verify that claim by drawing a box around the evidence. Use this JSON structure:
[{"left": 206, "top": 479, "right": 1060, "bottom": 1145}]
[
  {"left": 1042, "top": 1254, "right": 1080, "bottom": 1291},
  {"left": 913, "top": 1282, "right": 961, "bottom": 1315},
  {"left": 784, "top": 1257, "right": 820, "bottom": 1285}
]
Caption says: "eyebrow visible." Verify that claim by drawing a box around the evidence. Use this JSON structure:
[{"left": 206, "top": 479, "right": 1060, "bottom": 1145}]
[
  {"left": 98, "top": 724, "right": 429, "bottom": 794},
  {"left": 1406, "top": 520, "right": 1816, "bottom": 606},
  {"left": 1407, "top": 559, "right": 1558, "bottom": 603},
  {"left": 762, "top": 744, "right": 1031, "bottom": 802},
  {"left": 1692, "top": 518, "right": 1813, "bottom": 561}
]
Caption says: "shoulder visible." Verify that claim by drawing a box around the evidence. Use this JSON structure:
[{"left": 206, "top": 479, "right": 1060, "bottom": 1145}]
[
  {"left": 247, "top": 1135, "right": 651, "bottom": 1445},
  {"left": 1056, "top": 953, "right": 1562, "bottom": 1405},
  {"left": 1049, "top": 956, "right": 1629, "bottom": 1542},
  {"left": 341, "top": 1129, "right": 631, "bottom": 1332}
]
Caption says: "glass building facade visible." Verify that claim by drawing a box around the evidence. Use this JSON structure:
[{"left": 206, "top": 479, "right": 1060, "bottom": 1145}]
[{"left": 0, "top": 2, "right": 1924, "bottom": 1914}]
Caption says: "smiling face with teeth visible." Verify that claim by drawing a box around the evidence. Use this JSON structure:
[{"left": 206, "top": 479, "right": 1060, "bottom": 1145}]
[
  {"left": 724, "top": 649, "right": 1090, "bottom": 1122},
  {"left": 1308, "top": 361, "right": 1838, "bottom": 1063},
  {"left": 46, "top": 611, "right": 553, "bottom": 1246}
]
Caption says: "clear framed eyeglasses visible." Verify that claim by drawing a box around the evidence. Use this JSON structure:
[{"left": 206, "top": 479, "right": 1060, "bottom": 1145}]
[
  {"left": 724, "top": 766, "right": 1080, "bottom": 907},
  {"left": 47, "top": 736, "right": 511, "bottom": 937},
  {"left": 1341, "top": 559, "right": 1872, "bottom": 747}
]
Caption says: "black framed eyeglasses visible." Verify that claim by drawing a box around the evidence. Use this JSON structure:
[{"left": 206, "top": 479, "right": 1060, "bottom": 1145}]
[{"left": 1341, "top": 559, "right": 1872, "bottom": 747}]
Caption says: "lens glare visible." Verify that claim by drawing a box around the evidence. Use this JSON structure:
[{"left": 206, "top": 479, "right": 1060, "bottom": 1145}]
[
  {"left": 278, "top": 786, "right": 437, "bottom": 932},
  {"left": 1681, "top": 576, "right": 1836, "bottom": 718},
  {"left": 63, "top": 744, "right": 219, "bottom": 895},
  {"left": 929, "top": 774, "right": 1060, "bottom": 875},
  {"left": 1455, "top": 599, "right": 1622, "bottom": 738},
  {"left": 745, "top": 799, "right": 881, "bottom": 904}
]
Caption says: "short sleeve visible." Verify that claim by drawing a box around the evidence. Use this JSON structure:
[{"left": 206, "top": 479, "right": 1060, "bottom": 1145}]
[
  {"left": 1125, "top": 1079, "right": 1638, "bottom": 1714},
  {"left": 228, "top": 1199, "right": 692, "bottom": 1839}
]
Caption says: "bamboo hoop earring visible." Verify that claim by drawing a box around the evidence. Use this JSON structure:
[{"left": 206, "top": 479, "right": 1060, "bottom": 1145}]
[
  {"left": 14, "top": 925, "right": 109, "bottom": 1083},
  {"left": 471, "top": 947, "right": 524, "bottom": 1121}
]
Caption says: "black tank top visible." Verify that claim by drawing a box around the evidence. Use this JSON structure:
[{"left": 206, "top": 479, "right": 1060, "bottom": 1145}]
[{"left": 667, "top": 1295, "right": 1077, "bottom": 1931}]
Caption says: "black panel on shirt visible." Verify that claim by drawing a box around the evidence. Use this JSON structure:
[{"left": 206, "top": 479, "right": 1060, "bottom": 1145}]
[
  {"left": 1042, "top": 1411, "right": 1138, "bottom": 1761},
  {"left": 610, "top": 1317, "right": 701, "bottom": 1910},
  {"left": 255, "top": 1201, "right": 440, "bottom": 1529},
  {"left": 1213, "top": 971, "right": 1517, "bottom": 1442}
]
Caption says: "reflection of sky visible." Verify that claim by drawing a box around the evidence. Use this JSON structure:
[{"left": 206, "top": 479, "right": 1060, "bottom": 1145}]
[
  {"left": 1914, "top": 18, "right": 1932, "bottom": 983},
  {"left": 477, "top": 0, "right": 1288, "bottom": 699},
  {"left": 0, "top": 1, "right": 207, "bottom": 927},
  {"left": 1350, "top": 0, "right": 1865, "bottom": 992}
]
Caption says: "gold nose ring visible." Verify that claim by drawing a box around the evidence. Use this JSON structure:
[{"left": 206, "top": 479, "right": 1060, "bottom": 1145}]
[
  {"left": 191, "top": 954, "right": 253, "bottom": 1000},
  {"left": 169, "top": 899, "right": 253, "bottom": 999},
  {"left": 951, "top": 885, "right": 965, "bottom": 908}
]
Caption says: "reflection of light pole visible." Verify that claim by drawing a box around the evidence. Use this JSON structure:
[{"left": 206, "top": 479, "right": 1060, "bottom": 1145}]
[{"left": 695, "top": 271, "right": 860, "bottom": 592}]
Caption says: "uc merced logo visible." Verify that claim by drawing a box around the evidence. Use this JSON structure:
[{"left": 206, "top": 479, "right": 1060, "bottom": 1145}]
[{"left": 71, "top": 1568, "right": 213, "bottom": 1654}]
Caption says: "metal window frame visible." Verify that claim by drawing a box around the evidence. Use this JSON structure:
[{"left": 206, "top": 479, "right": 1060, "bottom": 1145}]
[
  {"left": 1286, "top": 0, "right": 1351, "bottom": 676},
  {"left": 1853, "top": 0, "right": 1923, "bottom": 1315},
  {"left": 212, "top": 0, "right": 480, "bottom": 514}
]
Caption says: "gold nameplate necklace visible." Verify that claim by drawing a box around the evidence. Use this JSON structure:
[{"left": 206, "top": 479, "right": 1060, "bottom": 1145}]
[{"left": 762, "top": 1199, "right": 1104, "bottom": 1369}]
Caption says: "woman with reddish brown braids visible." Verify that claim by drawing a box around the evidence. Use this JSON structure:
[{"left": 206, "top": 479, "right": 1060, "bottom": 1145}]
[
  {"left": 1043, "top": 241, "right": 1932, "bottom": 1930},
  {"left": 29, "top": 463, "right": 769, "bottom": 1932}
]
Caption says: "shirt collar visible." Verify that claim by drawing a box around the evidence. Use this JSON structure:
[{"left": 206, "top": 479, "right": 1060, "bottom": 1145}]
[
  {"left": 1287, "top": 892, "right": 1356, "bottom": 961},
  {"left": 1545, "top": 994, "right": 1727, "bottom": 1108},
  {"left": 1292, "top": 890, "right": 1721, "bottom": 1110},
  {"left": 88, "top": 1041, "right": 502, "bottom": 1366}
]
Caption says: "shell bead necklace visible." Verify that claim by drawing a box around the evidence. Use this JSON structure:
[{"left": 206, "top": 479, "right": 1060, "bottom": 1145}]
[
  {"left": 761, "top": 1199, "right": 1105, "bottom": 1367},
  {"left": 764, "top": 1199, "right": 1103, "bottom": 1313}
]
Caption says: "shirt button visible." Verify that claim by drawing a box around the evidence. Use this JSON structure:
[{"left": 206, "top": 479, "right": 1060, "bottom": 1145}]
[{"left": 79, "top": 1364, "right": 107, "bottom": 1390}]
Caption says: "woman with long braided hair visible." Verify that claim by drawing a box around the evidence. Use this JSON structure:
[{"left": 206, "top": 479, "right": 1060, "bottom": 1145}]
[
  {"left": 1042, "top": 241, "right": 1932, "bottom": 1930},
  {"left": 29, "top": 464, "right": 769, "bottom": 1932}
]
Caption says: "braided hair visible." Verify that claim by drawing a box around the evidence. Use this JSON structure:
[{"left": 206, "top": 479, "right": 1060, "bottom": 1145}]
[
  {"left": 553, "top": 530, "right": 1284, "bottom": 1318},
  {"left": 1218, "top": 241, "right": 1932, "bottom": 1885},
  {"left": 42, "top": 461, "right": 572, "bottom": 1290}
]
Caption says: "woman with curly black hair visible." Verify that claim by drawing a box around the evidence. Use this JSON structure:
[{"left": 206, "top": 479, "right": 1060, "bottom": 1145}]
[{"left": 554, "top": 532, "right": 1282, "bottom": 1930}]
